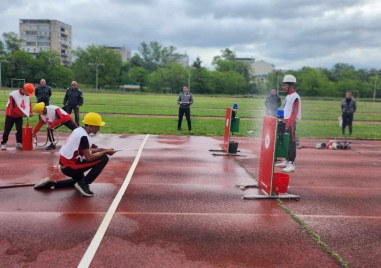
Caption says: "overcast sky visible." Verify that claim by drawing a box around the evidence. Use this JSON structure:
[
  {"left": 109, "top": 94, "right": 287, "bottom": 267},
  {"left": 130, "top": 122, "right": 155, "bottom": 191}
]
[{"left": 1, "top": 0, "right": 380, "bottom": 70}]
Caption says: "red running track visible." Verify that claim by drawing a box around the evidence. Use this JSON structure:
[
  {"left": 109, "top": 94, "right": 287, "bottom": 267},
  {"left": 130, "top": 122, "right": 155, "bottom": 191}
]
[{"left": 0, "top": 134, "right": 380, "bottom": 267}]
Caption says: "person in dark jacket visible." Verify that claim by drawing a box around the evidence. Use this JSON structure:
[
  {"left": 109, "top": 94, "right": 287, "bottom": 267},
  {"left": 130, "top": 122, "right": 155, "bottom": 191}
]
[
  {"left": 265, "top": 88, "right": 281, "bottom": 116},
  {"left": 34, "top": 79, "right": 52, "bottom": 106},
  {"left": 177, "top": 84, "right": 193, "bottom": 131},
  {"left": 341, "top": 91, "right": 356, "bottom": 136},
  {"left": 63, "top": 81, "right": 83, "bottom": 126}
]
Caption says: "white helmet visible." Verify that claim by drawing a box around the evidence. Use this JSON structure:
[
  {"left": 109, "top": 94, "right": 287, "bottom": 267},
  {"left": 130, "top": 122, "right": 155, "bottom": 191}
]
[{"left": 283, "top": 75, "right": 297, "bottom": 83}]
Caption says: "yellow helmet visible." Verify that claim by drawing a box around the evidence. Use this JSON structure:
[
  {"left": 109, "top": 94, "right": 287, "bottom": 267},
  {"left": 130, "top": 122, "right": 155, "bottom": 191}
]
[
  {"left": 82, "top": 112, "right": 105, "bottom": 127},
  {"left": 33, "top": 102, "right": 45, "bottom": 115}
]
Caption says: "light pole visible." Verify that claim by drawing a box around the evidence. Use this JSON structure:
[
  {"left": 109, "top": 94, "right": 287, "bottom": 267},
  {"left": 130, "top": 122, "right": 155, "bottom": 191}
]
[
  {"left": 373, "top": 71, "right": 378, "bottom": 100},
  {"left": 88, "top": 63, "right": 105, "bottom": 90}
]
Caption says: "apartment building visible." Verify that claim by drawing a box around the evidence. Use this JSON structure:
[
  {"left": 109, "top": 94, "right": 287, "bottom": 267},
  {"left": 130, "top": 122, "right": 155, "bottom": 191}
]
[{"left": 19, "top": 19, "right": 72, "bottom": 66}]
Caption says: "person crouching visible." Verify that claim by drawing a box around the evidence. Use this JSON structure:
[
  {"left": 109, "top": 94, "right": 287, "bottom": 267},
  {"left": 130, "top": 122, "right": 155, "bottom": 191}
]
[{"left": 34, "top": 112, "right": 116, "bottom": 197}]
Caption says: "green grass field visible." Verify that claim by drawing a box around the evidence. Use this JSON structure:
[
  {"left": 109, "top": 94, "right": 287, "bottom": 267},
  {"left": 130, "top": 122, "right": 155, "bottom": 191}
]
[{"left": 0, "top": 90, "right": 380, "bottom": 139}]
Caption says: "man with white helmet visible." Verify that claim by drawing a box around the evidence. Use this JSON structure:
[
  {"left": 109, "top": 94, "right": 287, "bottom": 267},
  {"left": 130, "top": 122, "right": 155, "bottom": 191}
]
[
  {"left": 34, "top": 112, "right": 116, "bottom": 197},
  {"left": 32, "top": 102, "right": 78, "bottom": 150},
  {"left": 275, "top": 75, "right": 302, "bottom": 173}
]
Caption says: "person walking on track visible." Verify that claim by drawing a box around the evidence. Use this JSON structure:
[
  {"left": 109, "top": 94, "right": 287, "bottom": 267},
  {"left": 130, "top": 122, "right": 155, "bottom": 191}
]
[
  {"left": 1, "top": 83, "right": 35, "bottom": 151},
  {"left": 34, "top": 112, "right": 116, "bottom": 197},
  {"left": 32, "top": 102, "right": 78, "bottom": 150},
  {"left": 265, "top": 88, "right": 281, "bottom": 117},
  {"left": 177, "top": 84, "right": 193, "bottom": 131},
  {"left": 34, "top": 79, "right": 52, "bottom": 106},
  {"left": 63, "top": 81, "right": 83, "bottom": 126},
  {"left": 275, "top": 75, "right": 302, "bottom": 173},
  {"left": 341, "top": 91, "right": 356, "bottom": 136}
]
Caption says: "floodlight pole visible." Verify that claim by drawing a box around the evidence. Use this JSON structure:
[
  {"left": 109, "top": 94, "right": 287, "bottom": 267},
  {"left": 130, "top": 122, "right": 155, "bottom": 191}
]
[
  {"left": 88, "top": 63, "right": 105, "bottom": 90},
  {"left": 373, "top": 72, "right": 378, "bottom": 100}
]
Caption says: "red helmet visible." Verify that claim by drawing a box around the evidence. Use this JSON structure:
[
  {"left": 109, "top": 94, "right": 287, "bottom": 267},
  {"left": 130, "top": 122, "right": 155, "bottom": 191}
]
[{"left": 23, "top": 83, "right": 35, "bottom": 96}]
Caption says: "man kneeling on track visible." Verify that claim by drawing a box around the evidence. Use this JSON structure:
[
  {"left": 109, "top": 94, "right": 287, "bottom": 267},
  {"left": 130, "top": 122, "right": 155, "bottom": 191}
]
[
  {"left": 34, "top": 112, "right": 116, "bottom": 197},
  {"left": 32, "top": 102, "right": 78, "bottom": 150}
]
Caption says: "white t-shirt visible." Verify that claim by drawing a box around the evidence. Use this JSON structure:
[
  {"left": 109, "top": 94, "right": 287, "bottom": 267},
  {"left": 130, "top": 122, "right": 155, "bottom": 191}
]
[{"left": 283, "top": 92, "right": 301, "bottom": 120}]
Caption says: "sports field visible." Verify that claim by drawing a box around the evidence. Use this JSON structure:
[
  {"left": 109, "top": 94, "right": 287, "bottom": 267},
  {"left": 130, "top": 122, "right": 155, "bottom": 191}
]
[{"left": 1, "top": 91, "right": 380, "bottom": 139}]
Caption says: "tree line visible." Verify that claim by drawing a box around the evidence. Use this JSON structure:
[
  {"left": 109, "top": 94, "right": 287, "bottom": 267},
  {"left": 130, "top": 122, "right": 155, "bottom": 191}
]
[{"left": 1, "top": 32, "right": 380, "bottom": 97}]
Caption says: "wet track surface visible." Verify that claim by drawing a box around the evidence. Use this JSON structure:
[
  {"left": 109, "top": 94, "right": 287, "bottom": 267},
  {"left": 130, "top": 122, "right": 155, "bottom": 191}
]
[{"left": 0, "top": 134, "right": 380, "bottom": 267}]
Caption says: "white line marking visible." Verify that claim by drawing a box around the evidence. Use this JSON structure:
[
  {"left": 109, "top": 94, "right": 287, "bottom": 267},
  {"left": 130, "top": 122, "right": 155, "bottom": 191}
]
[{"left": 77, "top": 134, "right": 149, "bottom": 268}]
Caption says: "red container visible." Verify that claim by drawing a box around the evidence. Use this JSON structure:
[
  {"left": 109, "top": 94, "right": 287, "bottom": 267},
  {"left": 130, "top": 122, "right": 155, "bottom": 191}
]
[
  {"left": 22, "top": 125, "right": 33, "bottom": 151},
  {"left": 273, "top": 172, "right": 290, "bottom": 195}
]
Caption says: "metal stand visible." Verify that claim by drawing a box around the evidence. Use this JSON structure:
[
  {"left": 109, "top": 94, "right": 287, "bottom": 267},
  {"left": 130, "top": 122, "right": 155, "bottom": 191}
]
[
  {"left": 236, "top": 182, "right": 300, "bottom": 201},
  {"left": 243, "top": 193, "right": 300, "bottom": 201},
  {"left": 235, "top": 183, "right": 259, "bottom": 190}
]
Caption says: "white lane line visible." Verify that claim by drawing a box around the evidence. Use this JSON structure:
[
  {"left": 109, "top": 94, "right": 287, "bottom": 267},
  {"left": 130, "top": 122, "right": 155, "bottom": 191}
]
[{"left": 77, "top": 134, "right": 150, "bottom": 268}]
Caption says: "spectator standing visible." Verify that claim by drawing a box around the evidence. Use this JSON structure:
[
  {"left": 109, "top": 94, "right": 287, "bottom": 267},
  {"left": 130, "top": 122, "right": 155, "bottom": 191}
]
[
  {"left": 63, "top": 81, "right": 83, "bottom": 126},
  {"left": 341, "top": 91, "right": 356, "bottom": 136},
  {"left": 265, "top": 88, "right": 281, "bottom": 116},
  {"left": 34, "top": 79, "right": 52, "bottom": 106},
  {"left": 177, "top": 84, "right": 193, "bottom": 131}
]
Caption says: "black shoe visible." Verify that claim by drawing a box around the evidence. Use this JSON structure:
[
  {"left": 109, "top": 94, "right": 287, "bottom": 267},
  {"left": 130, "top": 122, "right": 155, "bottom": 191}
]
[
  {"left": 91, "top": 144, "right": 98, "bottom": 149},
  {"left": 74, "top": 179, "right": 93, "bottom": 197},
  {"left": 34, "top": 177, "right": 56, "bottom": 190},
  {"left": 46, "top": 143, "right": 56, "bottom": 150}
]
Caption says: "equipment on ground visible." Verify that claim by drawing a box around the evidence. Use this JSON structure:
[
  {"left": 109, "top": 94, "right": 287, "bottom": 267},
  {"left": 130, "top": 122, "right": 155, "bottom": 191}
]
[
  {"left": 22, "top": 118, "right": 33, "bottom": 151},
  {"left": 236, "top": 116, "right": 300, "bottom": 200}
]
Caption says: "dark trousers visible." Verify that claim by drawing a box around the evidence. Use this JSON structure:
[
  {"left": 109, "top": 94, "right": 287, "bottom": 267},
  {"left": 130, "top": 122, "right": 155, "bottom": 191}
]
[
  {"left": 342, "top": 113, "right": 353, "bottom": 135},
  {"left": 47, "top": 120, "right": 78, "bottom": 143},
  {"left": 286, "top": 122, "right": 296, "bottom": 163},
  {"left": 178, "top": 107, "right": 191, "bottom": 130},
  {"left": 66, "top": 106, "right": 80, "bottom": 126},
  {"left": 56, "top": 155, "right": 109, "bottom": 188},
  {"left": 2, "top": 116, "right": 23, "bottom": 144}
]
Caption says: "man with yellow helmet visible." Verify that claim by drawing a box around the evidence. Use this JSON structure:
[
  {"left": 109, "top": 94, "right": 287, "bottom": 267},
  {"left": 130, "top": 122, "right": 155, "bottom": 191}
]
[
  {"left": 32, "top": 102, "right": 78, "bottom": 150},
  {"left": 34, "top": 112, "right": 116, "bottom": 197},
  {"left": 1, "top": 83, "right": 34, "bottom": 151}
]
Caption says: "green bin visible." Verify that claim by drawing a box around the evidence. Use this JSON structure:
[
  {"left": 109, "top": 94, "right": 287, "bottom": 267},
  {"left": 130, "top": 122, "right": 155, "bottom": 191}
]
[
  {"left": 275, "top": 133, "right": 290, "bottom": 158},
  {"left": 230, "top": 117, "right": 240, "bottom": 132}
]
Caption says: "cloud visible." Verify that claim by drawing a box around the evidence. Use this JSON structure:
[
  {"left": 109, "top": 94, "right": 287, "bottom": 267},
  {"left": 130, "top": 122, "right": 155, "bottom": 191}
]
[{"left": 0, "top": 0, "right": 380, "bottom": 69}]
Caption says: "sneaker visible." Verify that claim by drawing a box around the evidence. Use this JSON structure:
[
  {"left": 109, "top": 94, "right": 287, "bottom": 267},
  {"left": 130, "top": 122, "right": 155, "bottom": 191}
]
[
  {"left": 283, "top": 162, "right": 295, "bottom": 173},
  {"left": 275, "top": 160, "right": 288, "bottom": 168},
  {"left": 1, "top": 143, "right": 6, "bottom": 150},
  {"left": 16, "top": 143, "right": 23, "bottom": 150},
  {"left": 34, "top": 177, "right": 56, "bottom": 190},
  {"left": 74, "top": 179, "right": 93, "bottom": 197},
  {"left": 46, "top": 143, "right": 56, "bottom": 150}
]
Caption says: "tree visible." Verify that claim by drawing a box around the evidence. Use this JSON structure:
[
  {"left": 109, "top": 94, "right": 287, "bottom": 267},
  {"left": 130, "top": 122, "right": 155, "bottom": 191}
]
[
  {"left": 121, "top": 66, "right": 149, "bottom": 90},
  {"left": 190, "top": 58, "right": 211, "bottom": 93},
  {"left": 0, "top": 40, "right": 5, "bottom": 56},
  {"left": 135, "top": 41, "right": 178, "bottom": 72},
  {"left": 192, "top": 57, "right": 203, "bottom": 69},
  {"left": 2, "top": 50, "right": 35, "bottom": 85},
  {"left": 2, "top": 32, "right": 20, "bottom": 53},
  {"left": 212, "top": 48, "right": 251, "bottom": 83},
  {"left": 146, "top": 63, "right": 188, "bottom": 92},
  {"left": 72, "top": 45, "right": 123, "bottom": 88}
]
